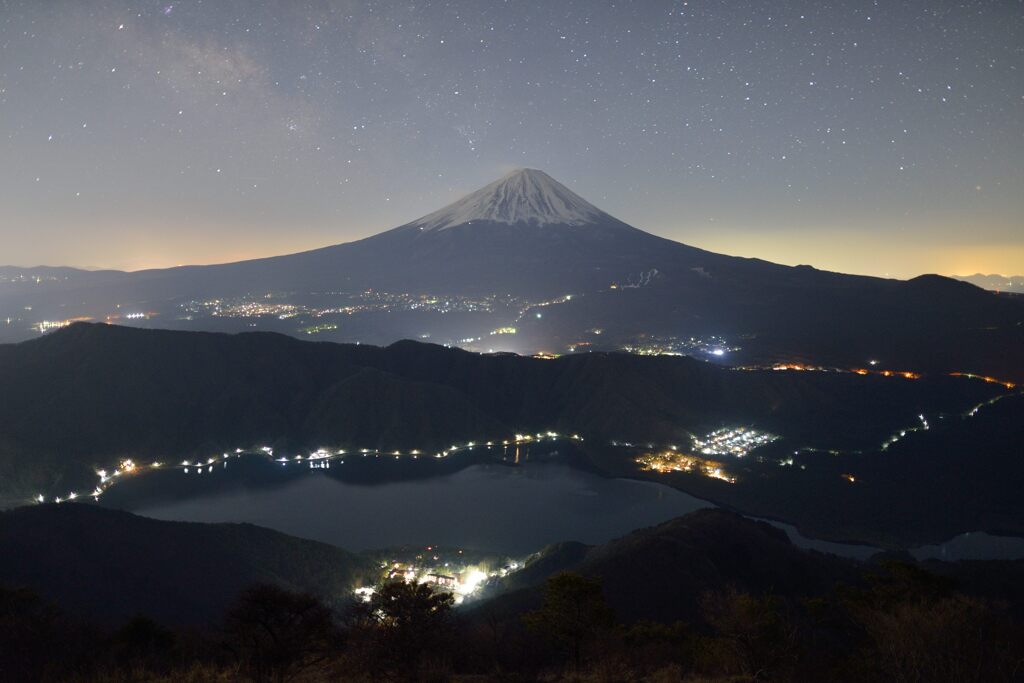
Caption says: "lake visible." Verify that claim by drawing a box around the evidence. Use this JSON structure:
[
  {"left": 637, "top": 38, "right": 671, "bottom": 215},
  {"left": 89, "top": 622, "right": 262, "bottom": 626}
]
[
  {"left": 99, "top": 448, "right": 1024, "bottom": 561},
  {"left": 103, "top": 454, "right": 711, "bottom": 554}
]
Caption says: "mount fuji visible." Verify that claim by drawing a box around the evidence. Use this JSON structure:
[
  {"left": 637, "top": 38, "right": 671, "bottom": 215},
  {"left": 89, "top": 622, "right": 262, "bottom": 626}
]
[
  {"left": 2, "top": 169, "right": 1023, "bottom": 380},
  {"left": 403, "top": 168, "right": 610, "bottom": 231},
  {"left": 2, "top": 169, "right": 746, "bottom": 298},
  {"left": 186, "top": 166, "right": 719, "bottom": 298}
]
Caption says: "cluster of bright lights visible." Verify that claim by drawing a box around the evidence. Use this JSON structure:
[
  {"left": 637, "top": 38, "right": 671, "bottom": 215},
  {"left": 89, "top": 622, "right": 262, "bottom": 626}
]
[
  {"left": 621, "top": 334, "right": 737, "bottom": 358},
  {"left": 356, "top": 554, "right": 524, "bottom": 606},
  {"left": 693, "top": 427, "right": 778, "bottom": 458},
  {"left": 181, "top": 290, "right": 515, "bottom": 323},
  {"left": 34, "top": 317, "right": 91, "bottom": 333},
  {"left": 635, "top": 449, "right": 737, "bottom": 484}
]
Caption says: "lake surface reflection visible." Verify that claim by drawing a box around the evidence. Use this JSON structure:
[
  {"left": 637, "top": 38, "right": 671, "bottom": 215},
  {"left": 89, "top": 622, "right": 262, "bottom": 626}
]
[
  {"left": 100, "top": 451, "right": 1024, "bottom": 561},
  {"left": 105, "top": 457, "right": 710, "bottom": 554}
]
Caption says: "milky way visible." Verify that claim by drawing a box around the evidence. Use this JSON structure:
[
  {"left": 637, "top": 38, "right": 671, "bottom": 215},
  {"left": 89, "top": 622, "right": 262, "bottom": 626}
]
[{"left": 1, "top": 1, "right": 1021, "bottom": 277}]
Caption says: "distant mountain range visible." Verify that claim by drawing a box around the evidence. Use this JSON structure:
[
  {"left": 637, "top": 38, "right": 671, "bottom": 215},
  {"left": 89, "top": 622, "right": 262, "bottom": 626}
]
[
  {"left": 953, "top": 273, "right": 1024, "bottom": 293},
  {"left": 2, "top": 169, "right": 1022, "bottom": 382}
]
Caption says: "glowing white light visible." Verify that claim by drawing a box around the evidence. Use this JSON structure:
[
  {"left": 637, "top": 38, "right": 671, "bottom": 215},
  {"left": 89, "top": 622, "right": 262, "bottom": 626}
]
[{"left": 458, "top": 569, "right": 488, "bottom": 596}]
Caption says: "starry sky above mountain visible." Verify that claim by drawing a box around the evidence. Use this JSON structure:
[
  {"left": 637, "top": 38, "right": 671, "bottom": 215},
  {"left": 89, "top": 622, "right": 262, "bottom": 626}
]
[{"left": 1, "top": 0, "right": 1021, "bottom": 277}]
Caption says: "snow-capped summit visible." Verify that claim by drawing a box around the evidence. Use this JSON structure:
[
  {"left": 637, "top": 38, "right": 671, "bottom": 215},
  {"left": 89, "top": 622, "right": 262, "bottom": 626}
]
[{"left": 403, "top": 168, "right": 612, "bottom": 231}]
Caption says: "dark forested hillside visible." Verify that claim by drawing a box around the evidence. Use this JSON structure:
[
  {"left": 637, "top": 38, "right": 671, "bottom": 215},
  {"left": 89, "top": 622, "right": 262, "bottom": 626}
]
[
  {"left": 478, "top": 509, "right": 860, "bottom": 624},
  {"left": 0, "top": 503, "right": 373, "bottom": 624},
  {"left": 0, "top": 323, "right": 1002, "bottom": 504}
]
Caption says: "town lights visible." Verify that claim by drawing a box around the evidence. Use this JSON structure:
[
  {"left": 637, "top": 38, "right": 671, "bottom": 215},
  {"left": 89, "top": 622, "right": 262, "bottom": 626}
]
[
  {"left": 692, "top": 427, "right": 778, "bottom": 458},
  {"left": 458, "top": 569, "right": 488, "bottom": 595},
  {"left": 47, "top": 429, "right": 595, "bottom": 502},
  {"left": 636, "top": 450, "right": 737, "bottom": 484}
]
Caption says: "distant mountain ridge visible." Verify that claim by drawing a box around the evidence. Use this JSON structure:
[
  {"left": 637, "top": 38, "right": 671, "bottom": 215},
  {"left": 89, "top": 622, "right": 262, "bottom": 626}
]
[
  {"left": 2, "top": 169, "right": 1022, "bottom": 382},
  {"left": 953, "top": 273, "right": 1024, "bottom": 293}
]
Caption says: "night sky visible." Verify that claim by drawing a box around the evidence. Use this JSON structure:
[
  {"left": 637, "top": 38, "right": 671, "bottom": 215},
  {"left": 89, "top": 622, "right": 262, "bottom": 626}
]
[{"left": 1, "top": 1, "right": 1021, "bottom": 278}]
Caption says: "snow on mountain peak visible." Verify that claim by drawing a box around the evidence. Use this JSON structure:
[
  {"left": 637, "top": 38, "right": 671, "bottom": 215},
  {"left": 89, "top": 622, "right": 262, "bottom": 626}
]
[{"left": 405, "top": 168, "right": 611, "bottom": 231}]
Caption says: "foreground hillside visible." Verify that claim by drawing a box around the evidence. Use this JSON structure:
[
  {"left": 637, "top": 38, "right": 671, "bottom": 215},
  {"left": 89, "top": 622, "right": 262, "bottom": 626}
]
[
  {"left": 5, "top": 505, "right": 859, "bottom": 626},
  {"left": 2, "top": 506, "right": 1023, "bottom": 681},
  {"left": 480, "top": 509, "right": 860, "bottom": 623},
  {"left": 0, "top": 323, "right": 1002, "bottom": 508},
  {"left": 0, "top": 503, "right": 372, "bottom": 624}
]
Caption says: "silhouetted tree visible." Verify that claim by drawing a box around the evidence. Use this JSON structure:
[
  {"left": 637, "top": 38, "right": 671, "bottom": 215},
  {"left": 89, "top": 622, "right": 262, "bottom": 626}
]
[
  {"left": 0, "top": 586, "right": 99, "bottom": 682},
  {"left": 107, "top": 615, "right": 178, "bottom": 674},
  {"left": 620, "top": 620, "right": 696, "bottom": 678},
  {"left": 222, "top": 584, "right": 338, "bottom": 683},
  {"left": 699, "top": 587, "right": 800, "bottom": 680},
  {"left": 349, "top": 578, "right": 455, "bottom": 681},
  {"left": 845, "top": 562, "right": 1023, "bottom": 682},
  {"left": 523, "top": 572, "right": 615, "bottom": 672}
]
